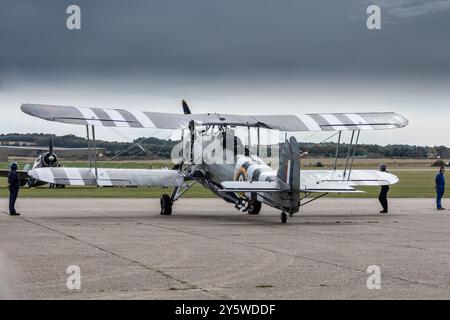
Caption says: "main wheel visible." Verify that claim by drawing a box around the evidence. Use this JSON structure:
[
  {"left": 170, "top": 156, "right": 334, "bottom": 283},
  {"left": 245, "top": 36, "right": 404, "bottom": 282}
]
[
  {"left": 248, "top": 200, "right": 262, "bottom": 215},
  {"left": 281, "top": 212, "right": 287, "bottom": 223},
  {"left": 160, "top": 194, "right": 173, "bottom": 215}
]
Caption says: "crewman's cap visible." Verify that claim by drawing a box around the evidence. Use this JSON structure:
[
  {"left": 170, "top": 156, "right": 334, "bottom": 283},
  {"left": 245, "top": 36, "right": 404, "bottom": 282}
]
[
  {"left": 379, "top": 164, "right": 387, "bottom": 171},
  {"left": 10, "top": 162, "right": 18, "bottom": 170}
]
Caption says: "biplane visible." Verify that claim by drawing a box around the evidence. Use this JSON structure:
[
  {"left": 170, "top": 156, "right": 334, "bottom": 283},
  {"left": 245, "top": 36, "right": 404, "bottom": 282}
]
[
  {"left": 21, "top": 102, "right": 408, "bottom": 223},
  {"left": 0, "top": 139, "right": 104, "bottom": 187}
]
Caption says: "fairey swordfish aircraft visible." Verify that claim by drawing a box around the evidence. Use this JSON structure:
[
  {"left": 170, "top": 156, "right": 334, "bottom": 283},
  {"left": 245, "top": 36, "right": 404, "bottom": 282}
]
[{"left": 21, "top": 102, "right": 408, "bottom": 223}]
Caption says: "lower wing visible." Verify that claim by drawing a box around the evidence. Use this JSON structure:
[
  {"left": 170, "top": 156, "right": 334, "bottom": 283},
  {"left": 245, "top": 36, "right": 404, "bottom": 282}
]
[
  {"left": 28, "top": 167, "right": 185, "bottom": 187},
  {"left": 300, "top": 170, "right": 398, "bottom": 193},
  {"left": 220, "top": 181, "right": 290, "bottom": 192}
]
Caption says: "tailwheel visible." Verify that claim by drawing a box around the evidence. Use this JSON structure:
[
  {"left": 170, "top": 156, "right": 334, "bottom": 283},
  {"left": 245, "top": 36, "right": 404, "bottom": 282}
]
[
  {"left": 281, "top": 212, "right": 287, "bottom": 224},
  {"left": 160, "top": 194, "right": 173, "bottom": 215},
  {"left": 247, "top": 200, "right": 262, "bottom": 215}
]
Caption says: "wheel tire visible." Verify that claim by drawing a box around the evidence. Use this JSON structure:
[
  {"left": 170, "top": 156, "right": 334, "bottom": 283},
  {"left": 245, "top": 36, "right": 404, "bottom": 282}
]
[
  {"left": 160, "top": 194, "right": 173, "bottom": 215},
  {"left": 248, "top": 200, "right": 262, "bottom": 215},
  {"left": 281, "top": 212, "right": 287, "bottom": 224}
]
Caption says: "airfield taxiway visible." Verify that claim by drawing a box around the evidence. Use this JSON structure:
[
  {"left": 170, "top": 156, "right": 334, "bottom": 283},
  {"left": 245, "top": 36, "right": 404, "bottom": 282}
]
[{"left": 0, "top": 198, "right": 449, "bottom": 299}]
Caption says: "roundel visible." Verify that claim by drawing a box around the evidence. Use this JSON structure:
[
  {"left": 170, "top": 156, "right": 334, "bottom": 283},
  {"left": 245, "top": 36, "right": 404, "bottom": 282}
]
[{"left": 236, "top": 167, "right": 247, "bottom": 181}]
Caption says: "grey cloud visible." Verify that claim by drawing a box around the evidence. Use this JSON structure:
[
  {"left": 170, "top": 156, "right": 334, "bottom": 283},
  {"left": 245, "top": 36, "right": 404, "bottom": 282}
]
[
  {"left": 377, "top": 0, "right": 450, "bottom": 17},
  {"left": 0, "top": 0, "right": 449, "bottom": 78}
]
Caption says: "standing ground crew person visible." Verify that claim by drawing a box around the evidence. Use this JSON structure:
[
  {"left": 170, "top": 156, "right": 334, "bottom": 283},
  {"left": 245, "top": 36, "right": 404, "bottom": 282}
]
[
  {"left": 436, "top": 166, "right": 445, "bottom": 211},
  {"left": 378, "top": 164, "right": 389, "bottom": 213},
  {"left": 7, "top": 162, "right": 20, "bottom": 216}
]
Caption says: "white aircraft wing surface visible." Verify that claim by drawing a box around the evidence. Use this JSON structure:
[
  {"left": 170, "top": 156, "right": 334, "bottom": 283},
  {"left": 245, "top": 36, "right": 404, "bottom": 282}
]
[
  {"left": 300, "top": 170, "right": 398, "bottom": 193},
  {"left": 28, "top": 167, "right": 185, "bottom": 187},
  {"left": 21, "top": 104, "right": 408, "bottom": 132}
]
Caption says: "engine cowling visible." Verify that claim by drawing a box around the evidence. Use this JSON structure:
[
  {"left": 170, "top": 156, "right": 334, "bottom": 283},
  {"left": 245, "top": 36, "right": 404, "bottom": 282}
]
[{"left": 41, "top": 152, "right": 58, "bottom": 167}]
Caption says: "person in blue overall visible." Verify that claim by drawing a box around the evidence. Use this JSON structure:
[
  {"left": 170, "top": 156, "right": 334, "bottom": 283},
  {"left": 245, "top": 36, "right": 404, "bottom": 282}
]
[
  {"left": 378, "top": 164, "right": 390, "bottom": 213},
  {"left": 7, "top": 162, "right": 21, "bottom": 216},
  {"left": 435, "top": 166, "right": 446, "bottom": 211}
]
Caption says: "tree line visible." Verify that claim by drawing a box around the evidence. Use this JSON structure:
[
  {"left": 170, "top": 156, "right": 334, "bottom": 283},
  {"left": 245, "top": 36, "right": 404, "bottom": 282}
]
[{"left": 0, "top": 133, "right": 447, "bottom": 160}]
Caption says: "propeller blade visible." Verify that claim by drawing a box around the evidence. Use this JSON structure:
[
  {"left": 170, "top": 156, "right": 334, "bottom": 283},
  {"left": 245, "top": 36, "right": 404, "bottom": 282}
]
[
  {"left": 182, "top": 100, "right": 191, "bottom": 114},
  {"left": 49, "top": 138, "right": 54, "bottom": 153}
]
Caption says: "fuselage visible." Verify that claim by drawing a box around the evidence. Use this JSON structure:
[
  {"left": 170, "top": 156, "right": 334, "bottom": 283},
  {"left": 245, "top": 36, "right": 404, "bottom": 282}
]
[{"left": 184, "top": 129, "right": 290, "bottom": 211}]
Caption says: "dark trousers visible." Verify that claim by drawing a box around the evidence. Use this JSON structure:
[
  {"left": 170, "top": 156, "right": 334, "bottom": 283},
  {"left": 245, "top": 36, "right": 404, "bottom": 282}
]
[
  {"left": 378, "top": 185, "right": 389, "bottom": 212},
  {"left": 9, "top": 187, "right": 19, "bottom": 214},
  {"left": 436, "top": 187, "right": 445, "bottom": 209}
]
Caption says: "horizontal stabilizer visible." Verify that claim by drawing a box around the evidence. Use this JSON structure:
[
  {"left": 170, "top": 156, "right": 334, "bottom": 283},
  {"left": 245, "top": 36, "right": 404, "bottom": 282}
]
[{"left": 28, "top": 167, "right": 185, "bottom": 187}]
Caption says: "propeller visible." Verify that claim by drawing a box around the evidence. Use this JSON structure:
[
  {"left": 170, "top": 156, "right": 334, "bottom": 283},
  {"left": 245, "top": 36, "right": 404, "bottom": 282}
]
[
  {"left": 49, "top": 138, "right": 54, "bottom": 153},
  {"left": 41, "top": 138, "right": 58, "bottom": 167}
]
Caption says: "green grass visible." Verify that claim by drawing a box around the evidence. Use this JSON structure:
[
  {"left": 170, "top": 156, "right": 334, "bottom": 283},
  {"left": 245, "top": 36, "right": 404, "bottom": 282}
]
[
  {"left": 0, "top": 160, "right": 447, "bottom": 198},
  {"left": 327, "top": 170, "right": 447, "bottom": 198}
]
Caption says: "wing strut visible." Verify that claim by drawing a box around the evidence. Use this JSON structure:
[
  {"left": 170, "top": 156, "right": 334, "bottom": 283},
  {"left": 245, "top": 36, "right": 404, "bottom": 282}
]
[
  {"left": 347, "top": 130, "right": 361, "bottom": 181},
  {"left": 85, "top": 124, "right": 98, "bottom": 179},
  {"left": 256, "top": 127, "right": 260, "bottom": 156},
  {"left": 333, "top": 131, "right": 342, "bottom": 171},
  {"left": 86, "top": 125, "right": 92, "bottom": 168},
  {"left": 189, "top": 120, "right": 195, "bottom": 164},
  {"left": 92, "top": 125, "right": 98, "bottom": 179},
  {"left": 343, "top": 130, "right": 355, "bottom": 177}
]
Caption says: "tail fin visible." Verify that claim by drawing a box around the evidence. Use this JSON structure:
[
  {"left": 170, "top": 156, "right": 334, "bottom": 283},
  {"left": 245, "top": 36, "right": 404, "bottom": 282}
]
[{"left": 277, "top": 136, "right": 300, "bottom": 192}]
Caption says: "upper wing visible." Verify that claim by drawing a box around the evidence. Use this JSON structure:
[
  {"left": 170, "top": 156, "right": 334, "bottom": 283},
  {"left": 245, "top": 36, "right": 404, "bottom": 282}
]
[
  {"left": 28, "top": 167, "right": 185, "bottom": 187},
  {"left": 21, "top": 103, "right": 408, "bottom": 132},
  {"left": 0, "top": 169, "right": 29, "bottom": 179},
  {"left": 300, "top": 170, "right": 398, "bottom": 193},
  {"left": 0, "top": 145, "right": 103, "bottom": 158}
]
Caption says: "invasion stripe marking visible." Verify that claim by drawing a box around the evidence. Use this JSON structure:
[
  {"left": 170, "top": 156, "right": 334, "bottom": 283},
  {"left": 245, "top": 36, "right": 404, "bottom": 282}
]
[
  {"left": 91, "top": 108, "right": 114, "bottom": 127},
  {"left": 321, "top": 114, "right": 345, "bottom": 131},
  {"left": 333, "top": 113, "right": 361, "bottom": 131},
  {"left": 97, "top": 169, "right": 113, "bottom": 186},
  {"left": 308, "top": 114, "right": 334, "bottom": 131},
  {"left": 51, "top": 168, "right": 70, "bottom": 185},
  {"left": 345, "top": 113, "right": 372, "bottom": 130},
  {"left": 246, "top": 164, "right": 261, "bottom": 180},
  {"left": 103, "top": 109, "right": 130, "bottom": 127},
  {"left": 32, "top": 168, "right": 57, "bottom": 184},
  {"left": 259, "top": 171, "right": 273, "bottom": 182},
  {"left": 63, "top": 168, "right": 86, "bottom": 186},
  {"left": 297, "top": 114, "right": 321, "bottom": 131},
  {"left": 77, "top": 107, "right": 104, "bottom": 126},
  {"left": 129, "top": 111, "right": 156, "bottom": 128},
  {"left": 252, "top": 168, "right": 262, "bottom": 182},
  {"left": 117, "top": 109, "right": 143, "bottom": 128}
]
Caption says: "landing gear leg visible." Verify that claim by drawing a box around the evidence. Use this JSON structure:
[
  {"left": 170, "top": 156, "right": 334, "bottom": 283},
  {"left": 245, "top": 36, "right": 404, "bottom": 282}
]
[
  {"left": 160, "top": 194, "right": 173, "bottom": 215},
  {"left": 281, "top": 212, "right": 287, "bottom": 224},
  {"left": 247, "top": 193, "right": 261, "bottom": 215},
  {"left": 247, "top": 200, "right": 262, "bottom": 215}
]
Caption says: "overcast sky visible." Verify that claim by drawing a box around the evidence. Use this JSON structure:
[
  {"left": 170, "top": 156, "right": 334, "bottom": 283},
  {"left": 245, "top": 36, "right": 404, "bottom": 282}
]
[{"left": 1, "top": 0, "right": 450, "bottom": 146}]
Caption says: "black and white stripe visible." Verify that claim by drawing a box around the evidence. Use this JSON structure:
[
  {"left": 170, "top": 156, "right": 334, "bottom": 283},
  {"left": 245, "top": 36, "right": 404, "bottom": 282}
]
[{"left": 21, "top": 104, "right": 409, "bottom": 132}]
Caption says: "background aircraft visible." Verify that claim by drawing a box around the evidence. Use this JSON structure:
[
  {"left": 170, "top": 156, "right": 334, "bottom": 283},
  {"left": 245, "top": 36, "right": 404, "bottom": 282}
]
[{"left": 0, "top": 139, "right": 104, "bottom": 187}]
